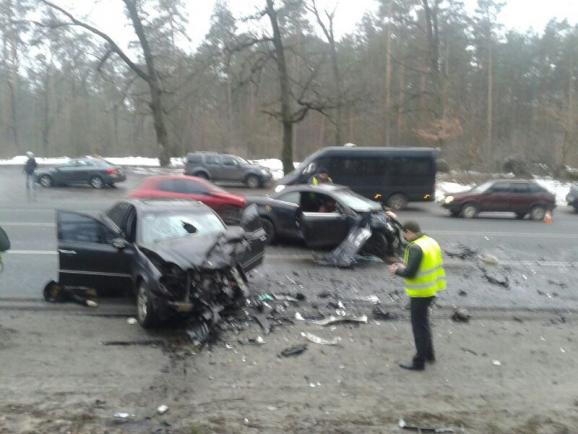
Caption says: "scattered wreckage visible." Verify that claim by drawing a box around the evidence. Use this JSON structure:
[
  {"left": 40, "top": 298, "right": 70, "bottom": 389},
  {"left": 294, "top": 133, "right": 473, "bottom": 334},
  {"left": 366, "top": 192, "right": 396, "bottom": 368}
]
[
  {"left": 44, "top": 200, "right": 266, "bottom": 329},
  {"left": 248, "top": 184, "right": 404, "bottom": 266}
]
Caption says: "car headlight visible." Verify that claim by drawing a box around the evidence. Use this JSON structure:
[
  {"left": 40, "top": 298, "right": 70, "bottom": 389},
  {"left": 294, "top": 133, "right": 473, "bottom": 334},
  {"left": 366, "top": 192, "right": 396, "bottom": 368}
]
[
  {"left": 274, "top": 184, "right": 286, "bottom": 193},
  {"left": 444, "top": 196, "right": 454, "bottom": 204}
]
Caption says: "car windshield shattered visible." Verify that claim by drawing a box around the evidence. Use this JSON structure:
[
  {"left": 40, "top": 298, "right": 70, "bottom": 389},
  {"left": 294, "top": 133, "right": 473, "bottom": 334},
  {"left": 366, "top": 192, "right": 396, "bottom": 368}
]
[
  {"left": 336, "top": 191, "right": 381, "bottom": 212},
  {"left": 141, "top": 212, "right": 225, "bottom": 244}
]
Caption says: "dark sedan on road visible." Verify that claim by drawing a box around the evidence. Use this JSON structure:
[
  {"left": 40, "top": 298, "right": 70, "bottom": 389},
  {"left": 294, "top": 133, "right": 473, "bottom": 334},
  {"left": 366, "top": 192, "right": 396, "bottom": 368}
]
[
  {"left": 128, "top": 175, "right": 246, "bottom": 224},
  {"left": 35, "top": 157, "right": 126, "bottom": 189},
  {"left": 247, "top": 184, "right": 402, "bottom": 258},
  {"left": 441, "top": 179, "right": 556, "bottom": 220},
  {"left": 54, "top": 200, "right": 265, "bottom": 328}
]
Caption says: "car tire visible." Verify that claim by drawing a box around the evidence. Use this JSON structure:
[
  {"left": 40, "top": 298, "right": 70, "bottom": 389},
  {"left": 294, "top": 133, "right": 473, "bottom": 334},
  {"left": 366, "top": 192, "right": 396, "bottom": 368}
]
[
  {"left": 387, "top": 193, "right": 408, "bottom": 211},
  {"left": 260, "top": 218, "right": 276, "bottom": 244},
  {"left": 245, "top": 174, "right": 261, "bottom": 189},
  {"left": 193, "top": 172, "right": 209, "bottom": 180},
  {"left": 461, "top": 203, "right": 478, "bottom": 219},
  {"left": 136, "top": 280, "right": 160, "bottom": 328},
  {"left": 89, "top": 176, "right": 104, "bottom": 189},
  {"left": 39, "top": 175, "right": 53, "bottom": 188},
  {"left": 515, "top": 212, "right": 526, "bottom": 219},
  {"left": 530, "top": 206, "right": 546, "bottom": 221}
]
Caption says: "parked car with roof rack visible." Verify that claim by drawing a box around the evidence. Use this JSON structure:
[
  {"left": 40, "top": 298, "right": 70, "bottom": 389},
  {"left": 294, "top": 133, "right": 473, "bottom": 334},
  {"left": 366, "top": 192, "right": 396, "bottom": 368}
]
[{"left": 184, "top": 152, "right": 272, "bottom": 188}]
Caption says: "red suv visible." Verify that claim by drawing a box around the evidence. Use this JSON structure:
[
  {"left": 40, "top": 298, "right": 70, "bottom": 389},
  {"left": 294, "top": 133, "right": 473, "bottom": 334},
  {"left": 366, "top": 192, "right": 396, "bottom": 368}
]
[
  {"left": 441, "top": 180, "right": 556, "bottom": 220},
  {"left": 129, "top": 175, "right": 246, "bottom": 223}
]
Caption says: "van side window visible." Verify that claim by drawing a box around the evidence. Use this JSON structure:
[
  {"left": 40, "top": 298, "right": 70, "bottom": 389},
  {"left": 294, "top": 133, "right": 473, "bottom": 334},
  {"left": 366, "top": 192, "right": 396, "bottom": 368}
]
[{"left": 391, "top": 157, "right": 432, "bottom": 176}]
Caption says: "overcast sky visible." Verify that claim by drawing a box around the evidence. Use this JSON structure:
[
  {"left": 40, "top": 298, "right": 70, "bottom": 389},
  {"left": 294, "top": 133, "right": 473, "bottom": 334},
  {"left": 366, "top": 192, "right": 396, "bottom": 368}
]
[{"left": 59, "top": 0, "right": 578, "bottom": 51}]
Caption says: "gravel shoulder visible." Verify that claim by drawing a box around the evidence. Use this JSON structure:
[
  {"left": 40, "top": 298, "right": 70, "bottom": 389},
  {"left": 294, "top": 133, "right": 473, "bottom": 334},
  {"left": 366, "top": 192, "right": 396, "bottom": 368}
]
[{"left": 1, "top": 304, "right": 577, "bottom": 434}]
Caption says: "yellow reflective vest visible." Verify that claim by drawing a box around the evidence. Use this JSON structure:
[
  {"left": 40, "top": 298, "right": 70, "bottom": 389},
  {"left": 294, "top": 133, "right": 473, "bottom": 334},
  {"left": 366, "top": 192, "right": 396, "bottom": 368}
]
[
  {"left": 310, "top": 175, "right": 333, "bottom": 185},
  {"left": 403, "top": 235, "right": 446, "bottom": 298}
]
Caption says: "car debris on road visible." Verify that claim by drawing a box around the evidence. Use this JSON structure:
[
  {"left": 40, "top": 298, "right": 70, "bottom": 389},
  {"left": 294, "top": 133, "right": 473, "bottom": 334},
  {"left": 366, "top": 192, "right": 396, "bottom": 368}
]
[
  {"left": 301, "top": 331, "right": 342, "bottom": 346},
  {"left": 279, "top": 343, "right": 308, "bottom": 357}
]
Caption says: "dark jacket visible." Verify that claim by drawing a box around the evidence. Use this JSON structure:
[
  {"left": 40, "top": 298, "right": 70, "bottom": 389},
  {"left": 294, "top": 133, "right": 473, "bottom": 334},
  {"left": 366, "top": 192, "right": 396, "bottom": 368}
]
[
  {"left": 395, "top": 234, "right": 424, "bottom": 278},
  {"left": 24, "top": 158, "right": 38, "bottom": 175}
]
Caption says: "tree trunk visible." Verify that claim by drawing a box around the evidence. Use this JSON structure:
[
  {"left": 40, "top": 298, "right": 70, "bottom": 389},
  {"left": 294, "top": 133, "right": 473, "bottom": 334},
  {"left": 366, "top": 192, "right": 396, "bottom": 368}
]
[
  {"left": 384, "top": 16, "right": 392, "bottom": 147},
  {"left": 266, "top": 0, "right": 294, "bottom": 175},
  {"left": 487, "top": 42, "right": 494, "bottom": 157}
]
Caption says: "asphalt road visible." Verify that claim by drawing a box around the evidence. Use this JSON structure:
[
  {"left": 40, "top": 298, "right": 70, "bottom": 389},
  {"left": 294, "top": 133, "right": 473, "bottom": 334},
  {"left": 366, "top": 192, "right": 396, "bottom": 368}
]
[{"left": 1, "top": 166, "right": 577, "bottom": 310}]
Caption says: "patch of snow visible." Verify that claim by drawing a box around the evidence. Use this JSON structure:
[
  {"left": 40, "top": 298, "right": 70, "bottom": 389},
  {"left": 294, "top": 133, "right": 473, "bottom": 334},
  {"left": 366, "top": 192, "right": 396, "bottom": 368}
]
[
  {"left": 436, "top": 181, "right": 472, "bottom": 202},
  {"left": 534, "top": 178, "right": 571, "bottom": 206}
]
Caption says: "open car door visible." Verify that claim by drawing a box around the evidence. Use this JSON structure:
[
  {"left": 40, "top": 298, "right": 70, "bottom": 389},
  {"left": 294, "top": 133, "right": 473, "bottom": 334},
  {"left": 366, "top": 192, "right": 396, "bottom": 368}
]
[
  {"left": 301, "top": 211, "right": 350, "bottom": 249},
  {"left": 237, "top": 204, "right": 266, "bottom": 272},
  {"left": 57, "top": 210, "right": 134, "bottom": 292}
]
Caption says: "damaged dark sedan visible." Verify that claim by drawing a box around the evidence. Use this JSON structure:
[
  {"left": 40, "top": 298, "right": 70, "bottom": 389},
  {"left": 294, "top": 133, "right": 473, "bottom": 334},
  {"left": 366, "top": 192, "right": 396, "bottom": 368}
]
[
  {"left": 248, "top": 184, "right": 403, "bottom": 266},
  {"left": 54, "top": 200, "right": 265, "bottom": 328}
]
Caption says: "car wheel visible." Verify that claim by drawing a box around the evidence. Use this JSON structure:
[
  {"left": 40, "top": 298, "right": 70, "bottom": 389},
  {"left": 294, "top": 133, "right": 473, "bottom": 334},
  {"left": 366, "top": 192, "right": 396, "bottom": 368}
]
[
  {"left": 89, "top": 176, "right": 104, "bottom": 189},
  {"left": 530, "top": 206, "right": 546, "bottom": 221},
  {"left": 387, "top": 193, "right": 407, "bottom": 211},
  {"left": 39, "top": 175, "right": 53, "bottom": 188},
  {"left": 136, "top": 280, "right": 160, "bottom": 328},
  {"left": 515, "top": 212, "right": 526, "bottom": 220},
  {"left": 260, "top": 218, "right": 276, "bottom": 244},
  {"left": 193, "top": 172, "right": 209, "bottom": 180},
  {"left": 245, "top": 174, "right": 261, "bottom": 189},
  {"left": 461, "top": 203, "right": 478, "bottom": 219}
]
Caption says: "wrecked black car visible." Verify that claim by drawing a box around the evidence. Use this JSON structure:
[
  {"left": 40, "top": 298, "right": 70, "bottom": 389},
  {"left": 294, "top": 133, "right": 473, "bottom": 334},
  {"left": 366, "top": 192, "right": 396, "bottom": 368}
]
[
  {"left": 52, "top": 200, "right": 266, "bottom": 328},
  {"left": 247, "top": 184, "right": 403, "bottom": 265}
]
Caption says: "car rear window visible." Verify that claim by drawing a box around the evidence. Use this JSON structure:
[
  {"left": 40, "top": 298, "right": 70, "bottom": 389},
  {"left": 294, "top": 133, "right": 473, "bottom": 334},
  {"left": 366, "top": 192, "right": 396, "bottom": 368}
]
[{"left": 187, "top": 154, "right": 203, "bottom": 164}]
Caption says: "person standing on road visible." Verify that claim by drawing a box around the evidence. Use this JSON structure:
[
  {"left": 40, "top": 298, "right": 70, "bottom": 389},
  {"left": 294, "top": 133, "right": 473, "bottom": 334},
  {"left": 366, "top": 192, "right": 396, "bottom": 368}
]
[
  {"left": 388, "top": 220, "right": 445, "bottom": 371},
  {"left": 309, "top": 168, "right": 333, "bottom": 186},
  {"left": 24, "top": 151, "right": 38, "bottom": 199}
]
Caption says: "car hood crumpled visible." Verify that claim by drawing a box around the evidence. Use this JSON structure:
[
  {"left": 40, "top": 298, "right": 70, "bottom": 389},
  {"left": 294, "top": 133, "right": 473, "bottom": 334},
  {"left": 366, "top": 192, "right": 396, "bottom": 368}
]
[{"left": 140, "top": 228, "right": 248, "bottom": 271}]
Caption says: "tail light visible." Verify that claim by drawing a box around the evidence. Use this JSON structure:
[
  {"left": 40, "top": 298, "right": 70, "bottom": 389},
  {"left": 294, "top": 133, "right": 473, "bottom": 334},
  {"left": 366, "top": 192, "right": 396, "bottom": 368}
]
[{"left": 105, "top": 168, "right": 118, "bottom": 175}]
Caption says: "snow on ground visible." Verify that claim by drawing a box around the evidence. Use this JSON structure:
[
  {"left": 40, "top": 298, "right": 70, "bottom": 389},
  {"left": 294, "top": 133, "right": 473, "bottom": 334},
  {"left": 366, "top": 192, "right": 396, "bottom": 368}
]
[{"left": 535, "top": 178, "right": 572, "bottom": 206}]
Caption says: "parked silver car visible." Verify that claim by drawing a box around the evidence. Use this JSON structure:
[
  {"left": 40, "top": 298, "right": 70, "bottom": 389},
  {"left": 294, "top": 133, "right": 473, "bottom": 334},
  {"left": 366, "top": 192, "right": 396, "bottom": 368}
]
[{"left": 184, "top": 152, "right": 272, "bottom": 189}]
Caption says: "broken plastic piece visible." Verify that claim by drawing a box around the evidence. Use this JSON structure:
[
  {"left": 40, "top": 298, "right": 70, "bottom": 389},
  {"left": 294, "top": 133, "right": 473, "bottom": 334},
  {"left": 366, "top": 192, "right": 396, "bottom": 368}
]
[
  {"left": 373, "top": 305, "right": 398, "bottom": 320},
  {"left": 451, "top": 308, "right": 471, "bottom": 323},
  {"left": 312, "top": 315, "right": 368, "bottom": 326},
  {"left": 398, "top": 418, "right": 456, "bottom": 433},
  {"left": 127, "top": 318, "right": 137, "bottom": 325},
  {"left": 279, "top": 343, "right": 308, "bottom": 357},
  {"left": 113, "top": 412, "right": 135, "bottom": 423},
  {"left": 295, "top": 312, "right": 305, "bottom": 321},
  {"left": 301, "top": 332, "right": 341, "bottom": 346},
  {"left": 157, "top": 405, "right": 169, "bottom": 415},
  {"left": 492, "top": 360, "right": 502, "bottom": 366}
]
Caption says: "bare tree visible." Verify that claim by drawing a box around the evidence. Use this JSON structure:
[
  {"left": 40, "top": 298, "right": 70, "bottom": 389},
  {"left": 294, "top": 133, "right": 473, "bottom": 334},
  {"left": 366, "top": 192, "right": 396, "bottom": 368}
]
[{"left": 38, "top": 0, "right": 173, "bottom": 166}]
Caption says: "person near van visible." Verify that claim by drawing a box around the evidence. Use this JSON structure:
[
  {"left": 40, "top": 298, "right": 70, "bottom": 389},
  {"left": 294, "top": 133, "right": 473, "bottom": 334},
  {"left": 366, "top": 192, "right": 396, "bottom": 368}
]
[
  {"left": 24, "top": 151, "right": 38, "bottom": 197},
  {"left": 388, "top": 220, "right": 446, "bottom": 371},
  {"left": 309, "top": 168, "right": 333, "bottom": 186}
]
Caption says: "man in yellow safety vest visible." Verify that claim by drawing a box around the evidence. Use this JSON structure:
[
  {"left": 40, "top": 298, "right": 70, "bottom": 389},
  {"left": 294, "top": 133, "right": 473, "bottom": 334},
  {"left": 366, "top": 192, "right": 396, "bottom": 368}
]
[
  {"left": 388, "top": 220, "right": 446, "bottom": 371},
  {"left": 309, "top": 168, "right": 333, "bottom": 186}
]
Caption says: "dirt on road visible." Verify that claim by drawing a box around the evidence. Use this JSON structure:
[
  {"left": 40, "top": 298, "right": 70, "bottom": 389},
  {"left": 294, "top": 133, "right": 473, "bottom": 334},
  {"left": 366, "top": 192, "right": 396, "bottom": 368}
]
[{"left": 0, "top": 300, "right": 577, "bottom": 434}]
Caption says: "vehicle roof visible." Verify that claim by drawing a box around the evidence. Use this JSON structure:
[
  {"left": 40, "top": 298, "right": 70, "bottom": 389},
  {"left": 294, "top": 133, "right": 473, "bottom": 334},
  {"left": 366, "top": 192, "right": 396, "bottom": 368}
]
[
  {"left": 279, "top": 183, "right": 349, "bottom": 194},
  {"left": 314, "top": 146, "right": 437, "bottom": 155},
  {"left": 123, "top": 199, "right": 213, "bottom": 213}
]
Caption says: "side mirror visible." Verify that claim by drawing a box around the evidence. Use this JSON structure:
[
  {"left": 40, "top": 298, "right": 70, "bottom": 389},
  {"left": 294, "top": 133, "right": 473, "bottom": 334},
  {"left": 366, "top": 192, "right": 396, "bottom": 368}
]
[{"left": 112, "top": 238, "right": 129, "bottom": 250}]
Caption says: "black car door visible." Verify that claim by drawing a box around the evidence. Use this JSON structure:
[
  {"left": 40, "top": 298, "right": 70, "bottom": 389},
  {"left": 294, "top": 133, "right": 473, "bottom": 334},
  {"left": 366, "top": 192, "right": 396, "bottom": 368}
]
[
  {"left": 57, "top": 210, "right": 134, "bottom": 292},
  {"left": 237, "top": 204, "right": 266, "bottom": 272},
  {"left": 300, "top": 193, "right": 350, "bottom": 248},
  {"left": 272, "top": 191, "right": 301, "bottom": 238}
]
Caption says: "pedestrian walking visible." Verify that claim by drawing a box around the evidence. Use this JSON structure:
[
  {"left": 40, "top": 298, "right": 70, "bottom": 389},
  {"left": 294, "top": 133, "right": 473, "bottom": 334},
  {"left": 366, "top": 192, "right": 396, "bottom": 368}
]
[
  {"left": 388, "top": 220, "right": 446, "bottom": 371},
  {"left": 24, "top": 151, "right": 38, "bottom": 200}
]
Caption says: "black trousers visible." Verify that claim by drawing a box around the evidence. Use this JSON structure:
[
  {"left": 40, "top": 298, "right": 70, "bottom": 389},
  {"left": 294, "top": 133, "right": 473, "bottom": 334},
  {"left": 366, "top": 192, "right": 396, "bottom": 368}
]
[{"left": 410, "top": 296, "right": 435, "bottom": 365}]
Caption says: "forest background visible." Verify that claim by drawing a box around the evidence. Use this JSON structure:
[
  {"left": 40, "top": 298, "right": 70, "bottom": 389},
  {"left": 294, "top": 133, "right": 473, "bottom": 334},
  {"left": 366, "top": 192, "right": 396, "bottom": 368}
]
[{"left": 1, "top": 0, "right": 578, "bottom": 174}]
